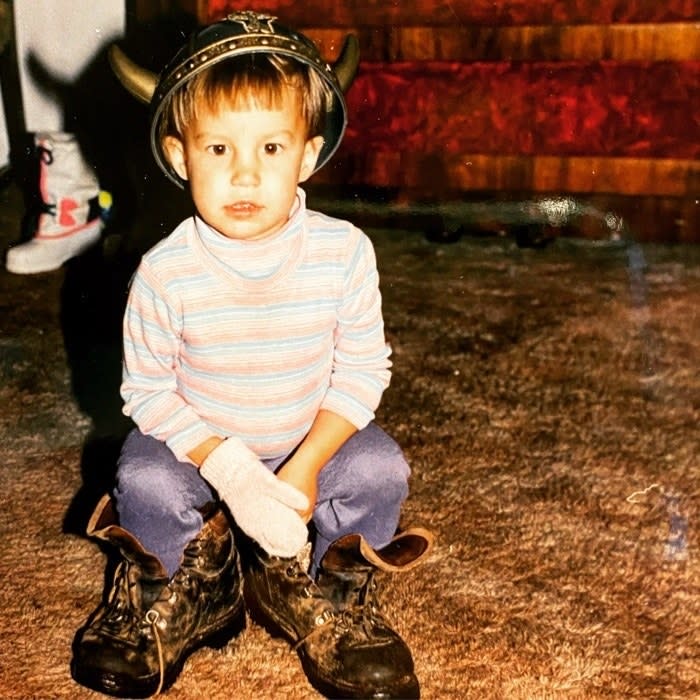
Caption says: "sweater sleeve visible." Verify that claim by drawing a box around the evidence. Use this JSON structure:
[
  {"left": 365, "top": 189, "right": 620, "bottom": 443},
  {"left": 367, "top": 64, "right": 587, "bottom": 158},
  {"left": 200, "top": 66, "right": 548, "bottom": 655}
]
[
  {"left": 120, "top": 262, "right": 216, "bottom": 462},
  {"left": 319, "top": 228, "right": 392, "bottom": 427}
]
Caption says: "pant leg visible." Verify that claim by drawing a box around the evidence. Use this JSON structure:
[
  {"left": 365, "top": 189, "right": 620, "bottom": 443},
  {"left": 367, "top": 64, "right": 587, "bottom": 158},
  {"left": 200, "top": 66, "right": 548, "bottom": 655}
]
[
  {"left": 113, "top": 429, "right": 215, "bottom": 577},
  {"left": 14, "top": 0, "right": 125, "bottom": 131},
  {"left": 311, "top": 422, "right": 410, "bottom": 573}
]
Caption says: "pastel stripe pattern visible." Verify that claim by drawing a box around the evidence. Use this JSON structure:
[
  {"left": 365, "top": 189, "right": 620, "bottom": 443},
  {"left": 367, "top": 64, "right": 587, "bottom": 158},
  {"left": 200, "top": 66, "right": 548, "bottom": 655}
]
[{"left": 121, "top": 190, "right": 391, "bottom": 463}]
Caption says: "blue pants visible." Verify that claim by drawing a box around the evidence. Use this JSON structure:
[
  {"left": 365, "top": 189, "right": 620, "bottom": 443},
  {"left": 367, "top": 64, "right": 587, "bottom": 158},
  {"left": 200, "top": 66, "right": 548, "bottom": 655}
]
[{"left": 114, "top": 424, "right": 410, "bottom": 577}]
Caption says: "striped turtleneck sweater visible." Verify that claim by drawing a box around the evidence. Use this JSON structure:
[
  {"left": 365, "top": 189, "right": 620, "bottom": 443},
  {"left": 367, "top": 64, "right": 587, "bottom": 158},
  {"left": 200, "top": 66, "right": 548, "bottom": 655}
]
[{"left": 121, "top": 189, "right": 392, "bottom": 463}]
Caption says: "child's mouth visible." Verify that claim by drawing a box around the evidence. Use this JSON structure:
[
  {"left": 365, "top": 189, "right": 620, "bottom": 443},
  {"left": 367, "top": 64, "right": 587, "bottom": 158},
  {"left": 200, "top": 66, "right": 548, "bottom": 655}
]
[{"left": 225, "top": 202, "right": 261, "bottom": 216}]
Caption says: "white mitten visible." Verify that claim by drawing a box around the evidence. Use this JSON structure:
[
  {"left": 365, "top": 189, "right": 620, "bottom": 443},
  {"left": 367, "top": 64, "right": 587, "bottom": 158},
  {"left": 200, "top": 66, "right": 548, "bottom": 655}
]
[{"left": 200, "top": 437, "right": 309, "bottom": 557}]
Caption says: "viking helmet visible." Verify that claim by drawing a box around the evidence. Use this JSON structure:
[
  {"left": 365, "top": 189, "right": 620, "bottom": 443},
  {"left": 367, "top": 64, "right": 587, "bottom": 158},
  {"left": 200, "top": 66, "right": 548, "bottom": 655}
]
[{"left": 109, "top": 11, "right": 359, "bottom": 187}]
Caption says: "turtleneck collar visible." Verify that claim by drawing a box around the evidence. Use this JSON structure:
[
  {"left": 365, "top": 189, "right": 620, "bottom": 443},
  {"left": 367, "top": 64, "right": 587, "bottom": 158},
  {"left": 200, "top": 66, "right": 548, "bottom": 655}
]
[{"left": 189, "top": 187, "right": 308, "bottom": 291}]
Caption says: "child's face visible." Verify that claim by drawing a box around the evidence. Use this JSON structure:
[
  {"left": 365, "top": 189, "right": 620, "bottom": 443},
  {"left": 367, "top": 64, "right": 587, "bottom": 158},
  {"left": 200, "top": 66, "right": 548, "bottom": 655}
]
[{"left": 164, "top": 88, "right": 323, "bottom": 241}]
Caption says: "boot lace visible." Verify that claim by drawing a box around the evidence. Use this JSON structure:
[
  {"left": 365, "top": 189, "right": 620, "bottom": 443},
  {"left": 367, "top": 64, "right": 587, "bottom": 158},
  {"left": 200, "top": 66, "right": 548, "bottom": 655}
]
[
  {"left": 97, "top": 561, "right": 143, "bottom": 642},
  {"left": 286, "top": 550, "right": 337, "bottom": 651},
  {"left": 141, "top": 579, "right": 184, "bottom": 697},
  {"left": 37, "top": 145, "right": 53, "bottom": 166},
  {"left": 145, "top": 610, "right": 165, "bottom": 696},
  {"left": 337, "top": 575, "right": 388, "bottom": 639},
  {"left": 140, "top": 541, "right": 207, "bottom": 696},
  {"left": 35, "top": 145, "right": 56, "bottom": 218}
]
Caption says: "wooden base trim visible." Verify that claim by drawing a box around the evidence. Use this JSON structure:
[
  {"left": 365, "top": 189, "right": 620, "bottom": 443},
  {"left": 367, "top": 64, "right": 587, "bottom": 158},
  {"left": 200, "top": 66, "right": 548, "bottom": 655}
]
[{"left": 317, "top": 154, "right": 700, "bottom": 197}]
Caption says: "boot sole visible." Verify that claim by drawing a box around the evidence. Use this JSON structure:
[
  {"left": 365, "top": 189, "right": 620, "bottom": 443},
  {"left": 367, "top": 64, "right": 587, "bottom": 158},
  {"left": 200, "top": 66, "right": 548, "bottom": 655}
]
[
  {"left": 71, "top": 601, "right": 246, "bottom": 698},
  {"left": 5, "top": 223, "right": 102, "bottom": 274},
  {"left": 245, "top": 589, "right": 419, "bottom": 699}
]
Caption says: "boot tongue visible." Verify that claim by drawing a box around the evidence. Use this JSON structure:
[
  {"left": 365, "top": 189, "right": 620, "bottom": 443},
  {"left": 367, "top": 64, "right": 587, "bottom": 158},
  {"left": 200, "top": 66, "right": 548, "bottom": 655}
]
[
  {"left": 319, "top": 567, "right": 372, "bottom": 609},
  {"left": 359, "top": 529, "right": 435, "bottom": 571},
  {"left": 140, "top": 575, "right": 168, "bottom": 609},
  {"left": 319, "top": 534, "right": 366, "bottom": 571},
  {"left": 321, "top": 529, "right": 435, "bottom": 574}
]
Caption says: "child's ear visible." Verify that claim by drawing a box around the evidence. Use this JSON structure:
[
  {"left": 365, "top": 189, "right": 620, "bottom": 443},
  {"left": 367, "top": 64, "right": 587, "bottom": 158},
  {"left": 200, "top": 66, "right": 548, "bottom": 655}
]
[
  {"left": 298, "top": 136, "right": 324, "bottom": 183},
  {"left": 163, "top": 136, "right": 189, "bottom": 181}
]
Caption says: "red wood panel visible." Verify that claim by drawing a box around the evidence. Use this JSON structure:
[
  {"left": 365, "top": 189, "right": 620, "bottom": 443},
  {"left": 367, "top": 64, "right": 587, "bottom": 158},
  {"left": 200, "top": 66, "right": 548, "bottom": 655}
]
[{"left": 341, "top": 61, "right": 699, "bottom": 160}]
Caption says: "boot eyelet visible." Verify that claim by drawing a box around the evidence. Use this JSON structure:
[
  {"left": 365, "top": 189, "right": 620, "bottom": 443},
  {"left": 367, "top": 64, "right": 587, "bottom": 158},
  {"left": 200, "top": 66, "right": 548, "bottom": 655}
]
[{"left": 314, "top": 609, "right": 334, "bottom": 627}]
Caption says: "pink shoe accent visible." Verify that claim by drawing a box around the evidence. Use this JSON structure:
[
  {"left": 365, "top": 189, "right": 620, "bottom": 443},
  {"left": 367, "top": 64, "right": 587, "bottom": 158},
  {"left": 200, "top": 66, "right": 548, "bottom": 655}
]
[{"left": 59, "top": 198, "right": 79, "bottom": 226}]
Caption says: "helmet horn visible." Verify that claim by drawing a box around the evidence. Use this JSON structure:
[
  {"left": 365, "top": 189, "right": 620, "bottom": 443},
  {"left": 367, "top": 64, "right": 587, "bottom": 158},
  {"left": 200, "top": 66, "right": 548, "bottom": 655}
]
[
  {"left": 109, "top": 32, "right": 358, "bottom": 106},
  {"left": 333, "top": 34, "right": 360, "bottom": 92},
  {"left": 108, "top": 44, "right": 157, "bottom": 104}
]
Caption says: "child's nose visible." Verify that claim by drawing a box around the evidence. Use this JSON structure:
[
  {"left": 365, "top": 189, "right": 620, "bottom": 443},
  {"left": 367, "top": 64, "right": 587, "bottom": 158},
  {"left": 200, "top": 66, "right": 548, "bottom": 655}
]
[{"left": 230, "top": 153, "right": 259, "bottom": 186}]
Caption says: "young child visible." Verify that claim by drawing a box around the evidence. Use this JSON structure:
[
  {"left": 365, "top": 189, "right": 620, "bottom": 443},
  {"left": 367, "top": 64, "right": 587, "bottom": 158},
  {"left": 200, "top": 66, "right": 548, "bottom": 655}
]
[{"left": 71, "top": 12, "right": 432, "bottom": 699}]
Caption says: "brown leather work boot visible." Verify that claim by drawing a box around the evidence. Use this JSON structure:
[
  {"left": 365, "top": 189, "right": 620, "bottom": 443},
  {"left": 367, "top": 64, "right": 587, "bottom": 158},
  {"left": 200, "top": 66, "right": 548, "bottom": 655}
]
[
  {"left": 244, "top": 528, "right": 433, "bottom": 699},
  {"left": 316, "top": 528, "right": 434, "bottom": 699},
  {"left": 71, "top": 495, "right": 245, "bottom": 697}
]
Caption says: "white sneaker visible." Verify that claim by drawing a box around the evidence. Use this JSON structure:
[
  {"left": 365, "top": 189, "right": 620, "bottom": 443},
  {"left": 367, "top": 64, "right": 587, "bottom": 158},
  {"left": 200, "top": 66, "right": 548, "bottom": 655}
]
[{"left": 5, "top": 132, "right": 109, "bottom": 274}]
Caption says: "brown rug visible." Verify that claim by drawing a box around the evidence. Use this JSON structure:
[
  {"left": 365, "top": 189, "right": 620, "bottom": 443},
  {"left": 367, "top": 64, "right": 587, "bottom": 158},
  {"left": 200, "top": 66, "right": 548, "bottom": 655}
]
[{"left": 0, "top": 181, "right": 698, "bottom": 699}]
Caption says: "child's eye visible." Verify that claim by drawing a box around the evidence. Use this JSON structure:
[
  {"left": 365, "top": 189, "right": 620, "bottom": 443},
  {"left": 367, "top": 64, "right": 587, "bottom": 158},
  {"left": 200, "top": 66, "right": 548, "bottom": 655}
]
[
  {"left": 207, "top": 144, "right": 228, "bottom": 156},
  {"left": 264, "top": 143, "right": 282, "bottom": 155}
]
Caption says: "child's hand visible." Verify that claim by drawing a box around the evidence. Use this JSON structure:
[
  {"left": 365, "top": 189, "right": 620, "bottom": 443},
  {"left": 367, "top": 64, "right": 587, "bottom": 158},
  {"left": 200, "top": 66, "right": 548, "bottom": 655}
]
[
  {"left": 273, "top": 409, "right": 358, "bottom": 523},
  {"left": 276, "top": 461, "right": 318, "bottom": 523},
  {"left": 200, "top": 437, "right": 309, "bottom": 557}
]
